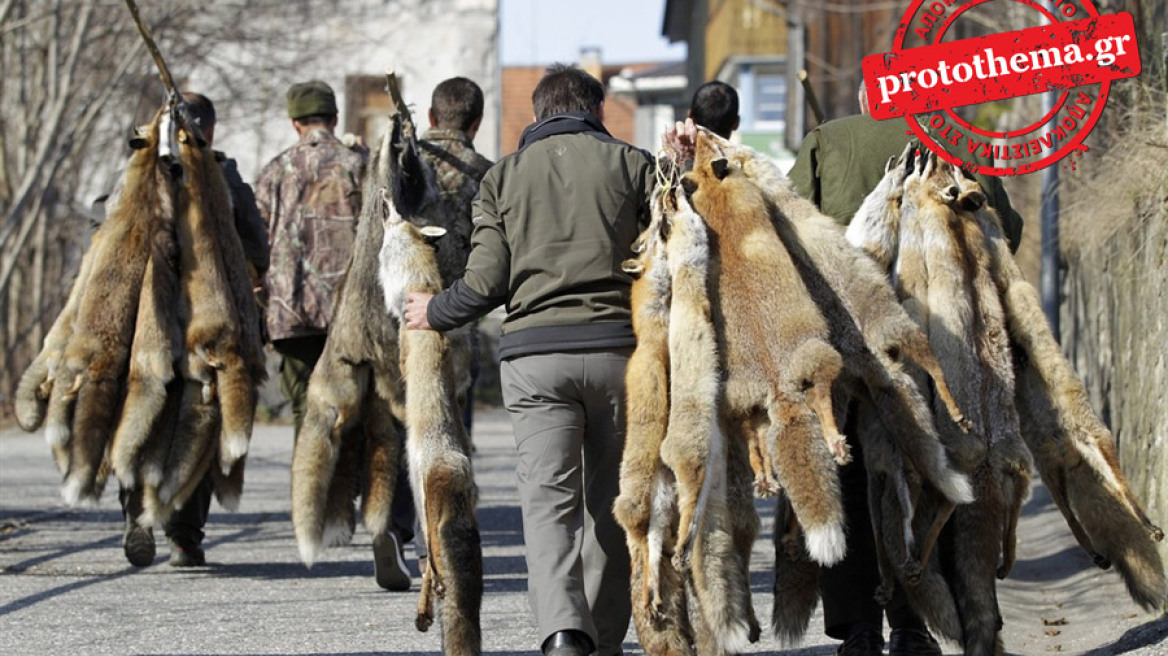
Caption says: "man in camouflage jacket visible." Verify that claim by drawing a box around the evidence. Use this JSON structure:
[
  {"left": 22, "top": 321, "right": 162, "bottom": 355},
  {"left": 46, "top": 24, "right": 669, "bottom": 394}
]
[
  {"left": 416, "top": 77, "right": 493, "bottom": 438},
  {"left": 255, "top": 80, "right": 365, "bottom": 434},
  {"left": 416, "top": 77, "right": 493, "bottom": 287}
]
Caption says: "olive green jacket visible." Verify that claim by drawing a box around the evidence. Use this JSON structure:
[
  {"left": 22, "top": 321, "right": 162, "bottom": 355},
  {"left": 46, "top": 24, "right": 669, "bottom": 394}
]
[
  {"left": 427, "top": 112, "right": 656, "bottom": 359},
  {"left": 788, "top": 114, "right": 1023, "bottom": 251}
]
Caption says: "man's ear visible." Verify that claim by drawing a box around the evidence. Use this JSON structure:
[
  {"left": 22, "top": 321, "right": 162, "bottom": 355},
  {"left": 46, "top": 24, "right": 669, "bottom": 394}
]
[
  {"left": 595, "top": 101, "right": 605, "bottom": 122},
  {"left": 428, "top": 108, "right": 438, "bottom": 129},
  {"left": 732, "top": 116, "right": 740, "bottom": 132},
  {"left": 467, "top": 115, "right": 483, "bottom": 140}
]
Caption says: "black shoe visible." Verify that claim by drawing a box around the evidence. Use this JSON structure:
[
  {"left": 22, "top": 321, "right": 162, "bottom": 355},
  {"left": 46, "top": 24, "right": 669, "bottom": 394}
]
[
  {"left": 542, "top": 630, "right": 593, "bottom": 656},
  {"left": 838, "top": 629, "right": 885, "bottom": 656},
  {"left": 373, "top": 532, "right": 411, "bottom": 591},
  {"left": 889, "top": 628, "right": 942, "bottom": 656},
  {"left": 123, "top": 523, "right": 156, "bottom": 568},
  {"left": 168, "top": 539, "right": 206, "bottom": 567}
]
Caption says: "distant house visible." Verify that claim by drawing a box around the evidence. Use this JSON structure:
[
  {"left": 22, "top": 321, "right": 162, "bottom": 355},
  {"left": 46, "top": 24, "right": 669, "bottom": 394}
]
[
  {"left": 662, "top": 0, "right": 792, "bottom": 159},
  {"left": 661, "top": 0, "right": 901, "bottom": 153},
  {"left": 202, "top": 0, "right": 500, "bottom": 182}
]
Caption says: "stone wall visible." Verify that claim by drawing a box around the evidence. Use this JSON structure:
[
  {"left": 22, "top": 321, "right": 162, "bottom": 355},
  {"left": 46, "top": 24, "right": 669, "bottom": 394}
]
[{"left": 1061, "top": 200, "right": 1168, "bottom": 559}]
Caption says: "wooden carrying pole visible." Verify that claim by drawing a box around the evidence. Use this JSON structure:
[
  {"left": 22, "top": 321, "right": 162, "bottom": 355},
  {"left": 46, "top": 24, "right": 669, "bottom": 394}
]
[{"left": 123, "top": 0, "right": 181, "bottom": 101}]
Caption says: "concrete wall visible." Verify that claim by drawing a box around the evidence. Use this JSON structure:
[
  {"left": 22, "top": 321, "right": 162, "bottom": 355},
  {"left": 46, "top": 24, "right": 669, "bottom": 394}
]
[
  {"left": 205, "top": 0, "right": 499, "bottom": 183},
  {"left": 1060, "top": 201, "right": 1168, "bottom": 560}
]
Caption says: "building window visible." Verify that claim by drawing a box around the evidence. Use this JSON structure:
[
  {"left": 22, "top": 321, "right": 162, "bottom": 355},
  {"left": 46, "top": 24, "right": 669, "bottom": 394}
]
[
  {"left": 345, "top": 75, "right": 400, "bottom": 148},
  {"left": 754, "top": 73, "right": 786, "bottom": 128}
]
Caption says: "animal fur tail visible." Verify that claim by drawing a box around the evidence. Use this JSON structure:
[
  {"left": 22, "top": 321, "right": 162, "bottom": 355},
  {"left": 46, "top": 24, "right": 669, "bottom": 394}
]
[
  {"left": 290, "top": 358, "right": 367, "bottom": 566},
  {"left": 14, "top": 229, "right": 102, "bottom": 432},
  {"left": 1017, "top": 362, "right": 1167, "bottom": 610},
  {"left": 771, "top": 492, "right": 821, "bottom": 645},
  {"left": 360, "top": 385, "right": 401, "bottom": 539},
  {"left": 770, "top": 398, "right": 846, "bottom": 566}
]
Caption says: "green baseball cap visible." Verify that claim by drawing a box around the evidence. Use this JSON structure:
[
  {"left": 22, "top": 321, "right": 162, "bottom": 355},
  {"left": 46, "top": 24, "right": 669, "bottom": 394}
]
[{"left": 287, "top": 80, "right": 338, "bottom": 120}]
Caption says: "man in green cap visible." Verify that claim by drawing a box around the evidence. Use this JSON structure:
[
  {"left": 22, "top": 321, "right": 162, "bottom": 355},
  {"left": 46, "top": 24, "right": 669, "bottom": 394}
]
[
  {"left": 256, "top": 80, "right": 422, "bottom": 593},
  {"left": 255, "top": 79, "right": 364, "bottom": 436},
  {"left": 787, "top": 83, "right": 1023, "bottom": 656}
]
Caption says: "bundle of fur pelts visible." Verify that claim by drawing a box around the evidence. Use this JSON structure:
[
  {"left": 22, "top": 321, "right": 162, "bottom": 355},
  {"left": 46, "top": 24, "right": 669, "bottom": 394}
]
[
  {"left": 691, "top": 131, "right": 975, "bottom": 646},
  {"left": 849, "top": 145, "right": 1166, "bottom": 654},
  {"left": 14, "top": 106, "right": 264, "bottom": 523},
  {"left": 289, "top": 103, "right": 480, "bottom": 655},
  {"left": 614, "top": 131, "right": 973, "bottom": 656}
]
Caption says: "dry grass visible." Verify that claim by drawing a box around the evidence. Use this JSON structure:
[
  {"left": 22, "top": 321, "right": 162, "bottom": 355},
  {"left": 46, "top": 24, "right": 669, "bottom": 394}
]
[{"left": 1062, "top": 91, "right": 1168, "bottom": 255}]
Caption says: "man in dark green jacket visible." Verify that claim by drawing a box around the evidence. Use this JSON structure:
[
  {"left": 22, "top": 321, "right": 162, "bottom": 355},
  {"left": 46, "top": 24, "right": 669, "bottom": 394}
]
[
  {"left": 788, "top": 86, "right": 1023, "bottom": 656},
  {"left": 405, "top": 64, "right": 656, "bottom": 656}
]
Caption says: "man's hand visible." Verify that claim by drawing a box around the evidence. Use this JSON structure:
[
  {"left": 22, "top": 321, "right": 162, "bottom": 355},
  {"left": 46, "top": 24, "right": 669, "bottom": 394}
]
[
  {"left": 663, "top": 117, "right": 697, "bottom": 165},
  {"left": 405, "top": 292, "right": 434, "bottom": 330}
]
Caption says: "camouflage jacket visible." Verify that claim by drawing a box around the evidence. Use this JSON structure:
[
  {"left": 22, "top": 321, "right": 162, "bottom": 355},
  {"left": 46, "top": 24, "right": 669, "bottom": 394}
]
[
  {"left": 416, "top": 128, "right": 493, "bottom": 287},
  {"left": 255, "top": 128, "right": 366, "bottom": 341}
]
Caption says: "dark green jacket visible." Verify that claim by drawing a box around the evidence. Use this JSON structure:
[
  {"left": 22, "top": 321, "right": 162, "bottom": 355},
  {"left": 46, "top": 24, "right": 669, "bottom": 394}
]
[
  {"left": 428, "top": 112, "right": 656, "bottom": 359},
  {"left": 788, "top": 114, "right": 1023, "bottom": 251}
]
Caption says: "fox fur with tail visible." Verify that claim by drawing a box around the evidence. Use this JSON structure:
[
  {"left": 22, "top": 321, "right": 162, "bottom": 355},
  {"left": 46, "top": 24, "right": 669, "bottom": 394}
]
[
  {"left": 290, "top": 97, "right": 480, "bottom": 655},
  {"left": 614, "top": 184, "right": 698, "bottom": 656},
  {"left": 849, "top": 149, "right": 1082, "bottom": 654},
  {"left": 661, "top": 183, "right": 760, "bottom": 654},
  {"left": 379, "top": 191, "right": 482, "bottom": 656},
  {"left": 40, "top": 112, "right": 163, "bottom": 505},
  {"left": 972, "top": 178, "right": 1166, "bottom": 611},
  {"left": 683, "top": 132, "right": 848, "bottom": 568}
]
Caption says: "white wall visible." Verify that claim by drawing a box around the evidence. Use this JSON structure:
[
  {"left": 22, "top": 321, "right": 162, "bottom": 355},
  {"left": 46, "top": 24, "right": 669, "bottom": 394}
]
[{"left": 207, "top": 0, "right": 500, "bottom": 183}]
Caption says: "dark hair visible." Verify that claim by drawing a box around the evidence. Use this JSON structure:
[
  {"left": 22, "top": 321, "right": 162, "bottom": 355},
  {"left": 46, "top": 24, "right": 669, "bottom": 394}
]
[
  {"left": 431, "top": 77, "right": 485, "bottom": 132},
  {"left": 689, "top": 81, "right": 739, "bottom": 138},
  {"left": 181, "top": 92, "right": 217, "bottom": 131},
  {"left": 531, "top": 63, "right": 605, "bottom": 121}
]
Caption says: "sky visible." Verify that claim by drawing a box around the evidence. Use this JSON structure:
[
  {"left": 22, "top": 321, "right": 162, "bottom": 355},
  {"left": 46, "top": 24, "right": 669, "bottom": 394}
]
[{"left": 500, "top": 0, "right": 687, "bottom": 66}]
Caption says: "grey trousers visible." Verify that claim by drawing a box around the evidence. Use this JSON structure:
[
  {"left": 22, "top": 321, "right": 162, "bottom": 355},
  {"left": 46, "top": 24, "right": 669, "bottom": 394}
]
[{"left": 501, "top": 349, "right": 633, "bottom": 656}]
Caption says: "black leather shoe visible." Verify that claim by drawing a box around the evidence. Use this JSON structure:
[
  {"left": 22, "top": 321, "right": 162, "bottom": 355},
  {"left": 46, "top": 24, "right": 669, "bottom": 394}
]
[
  {"left": 123, "top": 522, "right": 156, "bottom": 568},
  {"left": 838, "top": 629, "right": 885, "bottom": 656},
  {"left": 542, "top": 630, "right": 593, "bottom": 656},
  {"left": 889, "top": 628, "right": 942, "bottom": 656}
]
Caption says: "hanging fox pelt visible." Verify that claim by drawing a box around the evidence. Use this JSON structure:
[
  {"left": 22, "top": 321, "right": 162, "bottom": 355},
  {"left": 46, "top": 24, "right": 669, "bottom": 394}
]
[
  {"left": 847, "top": 146, "right": 1164, "bottom": 653},
  {"left": 688, "top": 131, "right": 976, "bottom": 648},
  {"left": 19, "top": 110, "right": 166, "bottom": 505},
  {"left": 379, "top": 189, "right": 481, "bottom": 656},
  {"left": 290, "top": 95, "right": 480, "bottom": 655},
  {"left": 615, "top": 186, "right": 697, "bottom": 656},
  {"left": 966, "top": 168, "right": 1165, "bottom": 611}
]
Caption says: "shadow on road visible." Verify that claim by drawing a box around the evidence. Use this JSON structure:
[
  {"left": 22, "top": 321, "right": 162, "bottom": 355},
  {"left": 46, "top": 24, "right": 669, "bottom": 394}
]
[
  {"left": 1080, "top": 615, "right": 1168, "bottom": 656},
  {"left": 0, "top": 565, "right": 137, "bottom": 617}
]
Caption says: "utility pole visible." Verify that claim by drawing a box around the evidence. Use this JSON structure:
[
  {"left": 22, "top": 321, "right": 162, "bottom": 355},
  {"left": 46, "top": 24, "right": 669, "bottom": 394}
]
[{"left": 1040, "top": 3, "right": 1061, "bottom": 339}]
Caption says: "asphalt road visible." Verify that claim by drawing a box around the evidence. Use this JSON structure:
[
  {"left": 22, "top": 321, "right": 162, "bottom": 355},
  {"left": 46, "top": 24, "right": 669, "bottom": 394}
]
[{"left": 1, "top": 408, "right": 1165, "bottom": 655}]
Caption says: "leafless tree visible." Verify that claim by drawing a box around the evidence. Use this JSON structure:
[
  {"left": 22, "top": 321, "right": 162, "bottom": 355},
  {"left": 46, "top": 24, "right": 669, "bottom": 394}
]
[{"left": 0, "top": 0, "right": 319, "bottom": 410}]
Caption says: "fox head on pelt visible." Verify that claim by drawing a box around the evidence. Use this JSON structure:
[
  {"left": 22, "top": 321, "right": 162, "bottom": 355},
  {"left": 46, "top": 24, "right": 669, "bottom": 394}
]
[
  {"left": 378, "top": 188, "right": 447, "bottom": 322},
  {"left": 903, "top": 149, "right": 966, "bottom": 210},
  {"left": 680, "top": 129, "right": 771, "bottom": 228}
]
